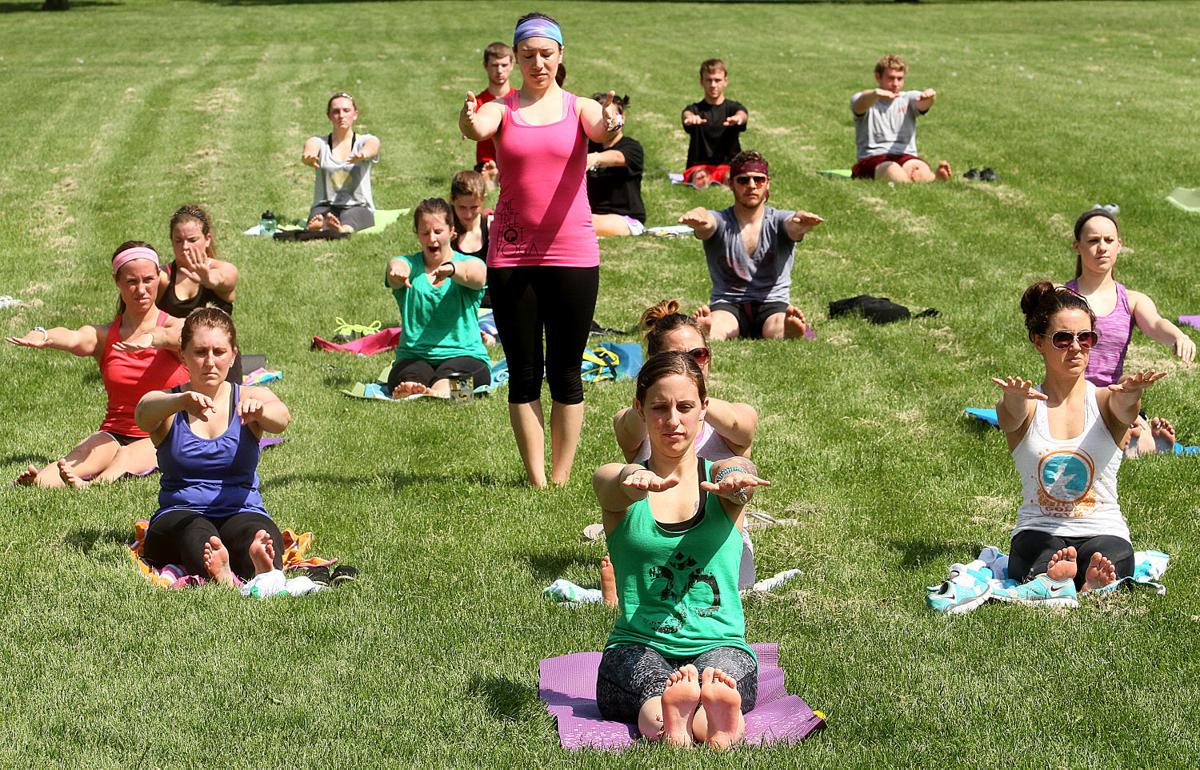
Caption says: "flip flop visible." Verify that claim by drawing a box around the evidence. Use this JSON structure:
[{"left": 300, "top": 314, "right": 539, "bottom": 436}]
[
  {"left": 331, "top": 565, "right": 358, "bottom": 585},
  {"left": 963, "top": 168, "right": 979, "bottom": 181}
]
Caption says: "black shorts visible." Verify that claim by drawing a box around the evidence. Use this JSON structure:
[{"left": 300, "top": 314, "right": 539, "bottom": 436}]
[
  {"left": 102, "top": 431, "right": 143, "bottom": 447},
  {"left": 710, "top": 301, "right": 788, "bottom": 339}
]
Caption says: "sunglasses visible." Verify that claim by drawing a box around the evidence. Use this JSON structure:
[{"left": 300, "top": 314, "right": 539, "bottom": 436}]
[
  {"left": 1047, "top": 330, "right": 1099, "bottom": 350},
  {"left": 687, "top": 347, "right": 711, "bottom": 366},
  {"left": 734, "top": 174, "right": 768, "bottom": 186}
]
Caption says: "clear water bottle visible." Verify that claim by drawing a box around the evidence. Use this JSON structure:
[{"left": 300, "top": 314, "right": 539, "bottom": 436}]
[
  {"left": 448, "top": 372, "right": 471, "bottom": 404},
  {"left": 259, "top": 210, "right": 277, "bottom": 237}
]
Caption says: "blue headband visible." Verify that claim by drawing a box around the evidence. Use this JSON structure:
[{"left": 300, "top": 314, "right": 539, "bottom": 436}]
[{"left": 513, "top": 18, "right": 563, "bottom": 48}]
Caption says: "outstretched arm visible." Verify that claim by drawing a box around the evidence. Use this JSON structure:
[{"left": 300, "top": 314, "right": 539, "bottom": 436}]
[
  {"left": 702, "top": 398, "right": 757, "bottom": 457},
  {"left": 593, "top": 462, "right": 679, "bottom": 514},
  {"left": 386, "top": 257, "right": 412, "bottom": 290},
  {"left": 587, "top": 148, "right": 627, "bottom": 171},
  {"left": 915, "top": 89, "right": 937, "bottom": 112},
  {"left": 431, "top": 257, "right": 486, "bottom": 291},
  {"left": 682, "top": 107, "right": 705, "bottom": 130},
  {"left": 459, "top": 92, "right": 504, "bottom": 142},
  {"left": 991, "top": 375, "right": 1045, "bottom": 434},
  {"left": 723, "top": 109, "right": 748, "bottom": 128},
  {"left": 7, "top": 323, "right": 102, "bottom": 358},
  {"left": 348, "top": 136, "right": 381, "bottom": 164},
  {"left": 1129, "top": 290, "right": 1196, "bottom": 364},
  {"left": 679, "top": 207, "right": 718, "bottom": 241},
  {"left": 613, "top": 406, "right": 647, "bottom": 462},
  {"left": 783, "top": 210, "right": 824, "bottom": 242},
  {"left": 701, "top": 456, "right": 770, "bottom": 521},
  {"left": 1104, "top": 369, "right": 1167, "bottom": 434},
  {"left": 302, "top": 137, "right": 321, "bottom": 168},
  {"left": 852, "top": 88, "right": 898, "bottom": 116},
  {"left": 136, "top": 389, "right": 213, "bottom": 437},
  {"left": 579, "top": 91, "right": 623, "bottom": 144},
  {"left": 238, "top": 385, "right": 291, "bottom": 435},
  {"left": 112, "top": 317, "right": 183, "bottom": 353}
]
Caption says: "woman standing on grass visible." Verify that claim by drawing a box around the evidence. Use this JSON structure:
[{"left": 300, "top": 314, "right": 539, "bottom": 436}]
[
  {"left": 135, "top": 308, "right": 289, "bottom": 587},
  {"left": 593, "top": 352, "right": 767, "bottom": 749},
  {"left": 303, "top": 91, "right": 380, "bottom": 233},
  {"left": 1063, "top": 208, "right": 1195, "bottom": 456},
  {"left": 159, "top": 204, "right": 243, "bottom": 381},
  {"left": 985, "top": 282, "right": 1163, "bottom": 608},
  {"left": 458, "top": 11, "right": 623, "bottom": 487},
  {"left": 7, "top": 242, "right": 187, "bottom": 488}
]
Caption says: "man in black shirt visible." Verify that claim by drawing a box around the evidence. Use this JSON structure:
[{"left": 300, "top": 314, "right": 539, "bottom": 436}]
[{"left": 681, "top": 59, "right": 748, "bottom": 188}]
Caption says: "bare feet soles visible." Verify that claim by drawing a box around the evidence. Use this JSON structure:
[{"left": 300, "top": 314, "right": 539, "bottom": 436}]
[
  {"left": 1046, "top": 546, "right": 1079, "bottom": 583},
  {"left": 700, "top": 667, "right": 745, "bottom": 750},
  {"left": 306, "top": 214, "right": 325, "bottom": 231},
  {"left": 392, "top": 381, "right": 433, "bottom": 399},
  {"left": 14, "top": 464, "right": 39, "bottom": 486},
  {"left": 600, "top": 555, "right": 617, "bottom": 607},
  {"left": 661, "top": 665, "right": 701, "bottom": 747},
  {"left": 690, "top": 169, "right": 711, "bottom": 189},
  {"left": 1083, "top": 552, "right": 1118, "bottom": 592},
  {"left": 692, "top": 305, "right": 713, "bottom": 336},
  {"left": 935, "top": 160, "right": 953, "bottom": 181},
  {"left": 249, "top": 529, "right": 276, "bottom": 576},
  {"left": 56, "top": 459, "right": 88, "bottom": 490},
  {"left": 202, "top": 536, "right": 235, "bottom": 587},
  {"left": 783, "top": 305, "right": 809, "bottom": 339}
]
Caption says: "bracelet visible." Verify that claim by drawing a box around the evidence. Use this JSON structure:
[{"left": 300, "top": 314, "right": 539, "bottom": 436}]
[
  {"left": 442, "top": 261, "right": 456, "bottom": 277},
  {"left": 33, "top": 326, "right": 49, "bottom": 342},
  {"left": 713, "top": 465, "right": 749, "bottom": 484}
]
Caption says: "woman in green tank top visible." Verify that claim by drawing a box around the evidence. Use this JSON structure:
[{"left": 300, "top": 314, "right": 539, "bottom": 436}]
[{"left": 591, "top": 351, "right": 770, "bottom": 750}]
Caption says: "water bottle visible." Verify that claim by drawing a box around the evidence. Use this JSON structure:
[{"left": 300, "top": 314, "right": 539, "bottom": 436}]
[
  {"left": 448, "top": 372, "right": 472, "bottom": 404},
  {"left": 259, "top": 210, "right": 277, "bottom": 237}
]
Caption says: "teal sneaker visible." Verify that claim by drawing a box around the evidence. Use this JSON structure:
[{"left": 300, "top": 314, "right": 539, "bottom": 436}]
[
  {"left": 991, "top": 574, "right": 1078, "bottom": 608},
  {"left": 926, "top": 579, "right": 992, "bottom": 615}
]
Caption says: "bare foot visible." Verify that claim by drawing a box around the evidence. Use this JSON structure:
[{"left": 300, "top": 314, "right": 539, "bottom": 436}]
[
  {"left": 693, "top": 305, "right": 713, "bottom": 336},
  {"left": 324, "top": 213, "right": 342, "bottom": 231},
  {"left": 700, "top": 667, "right": 744, "bottom": 750},
  {"left": 661, "top": 665, "right": 701, "bottom": 747},
  {"left": 56, "top": 459, "right": 89, "bottom": 489},
  {"left": 202, "top": 536, "right": 235, "bottom": 587},
  {"left": 935, "top": 160, "right": 953, "bottom": 181},
  {"left": 391, "top": 381, "right": 432, "bottom": 399},
  {"left": 690, "top": 169, "right": 711, "bottom": 189},
  {"left": 14, "top": 464, "right": 39, "bottom": 486},
  {"left": 600, "top": 555, "right": 617, "bottom": 608},
  {"left": 249, "top": 529, "right": 276, "bottom": 575},
  {"left": 1046, "top": 546, "right": 1078, "bottom": 583},
  {"left": 1151, "top": 417, "right": 1177, "bottom": 454},
  {"left": 783, "top": 305, "right": 809, "bottom": 339},
  {"left": 306, "top": 214, "right": 325, "bottom": 231},
  {"left": 1083, "top": 552, "right": 1118, "bottom": 592}
]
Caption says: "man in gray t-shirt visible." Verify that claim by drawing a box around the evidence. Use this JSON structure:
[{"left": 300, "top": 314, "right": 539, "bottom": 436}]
[
  {"left": 678, "top": 150, "right": 823, "bottom": 340},
  {"left": 850, "top": 54, "right": 951, "bottom": 183}
]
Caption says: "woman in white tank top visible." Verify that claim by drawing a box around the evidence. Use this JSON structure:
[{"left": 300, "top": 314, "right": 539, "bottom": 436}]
[{"left": 993, "top": 281, "right": 1166, "bottom": 601}]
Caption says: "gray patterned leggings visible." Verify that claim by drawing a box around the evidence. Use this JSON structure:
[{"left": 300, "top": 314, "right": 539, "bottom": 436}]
[{"left": 596, "top": 644, "right": 757, "bottom": 724}]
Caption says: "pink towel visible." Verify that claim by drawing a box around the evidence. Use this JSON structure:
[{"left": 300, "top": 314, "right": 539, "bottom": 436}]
[{"left": 311, "top": 327, "right": 402, "bottom": 355}]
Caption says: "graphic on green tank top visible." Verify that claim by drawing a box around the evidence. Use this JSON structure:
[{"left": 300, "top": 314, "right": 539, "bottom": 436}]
[{"left": 647, "top": 549, "right": 722, "bottom": 635}]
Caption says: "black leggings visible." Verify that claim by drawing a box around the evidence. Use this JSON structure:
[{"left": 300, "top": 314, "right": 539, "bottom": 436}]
[
  {"left": 1008, "top": 530, "right": 1135, "bottom": 589},
  {"left": 488, "top": 265, "right": 599, "bottom": 405},
  {"left": 596, "top": 644, "right": 758, "bottom": 724},
  {"left": 386, "top": 356, "right": 492, "bottom": 392},
  {"left": 143, "top": 509, "right": 284, "bottom": 581}
]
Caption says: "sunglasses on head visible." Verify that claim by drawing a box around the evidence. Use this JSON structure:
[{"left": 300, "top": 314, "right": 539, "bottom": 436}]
[
  {"left": 734, "top": 174, "right": 768, "bottom": 186},
  {"left": 1048, "top": 330, "right": 1099, "bottom": 350},
  {"left": 687, "top": 347, "right": 711, "bottom": 366}
]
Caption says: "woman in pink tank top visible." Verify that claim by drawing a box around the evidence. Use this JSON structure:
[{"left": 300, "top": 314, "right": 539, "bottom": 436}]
[
  {"left": 7, "top": 241, "right": 186, "bottom": 488},
  {"left": 458, "top": 12, "right": 624, "bottom": 487},
  {"left": 1065, "top": 209, "right": 1195, "bottom": 456}
]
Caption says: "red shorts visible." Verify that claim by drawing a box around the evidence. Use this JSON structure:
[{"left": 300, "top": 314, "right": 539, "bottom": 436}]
[
  {"left": 683, "top": 164, "right": 731, "bottom": 185},
  {"left": 851, "top": 153, "right": 922, "bottom": 179}
]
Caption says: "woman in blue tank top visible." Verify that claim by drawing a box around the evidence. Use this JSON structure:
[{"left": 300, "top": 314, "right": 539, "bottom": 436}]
[
  {"left": 591, "top": 351, "right": 769, "bottom": 750},
  {"left": 134, "top": 308, "right": 291, "bottom": 587}
]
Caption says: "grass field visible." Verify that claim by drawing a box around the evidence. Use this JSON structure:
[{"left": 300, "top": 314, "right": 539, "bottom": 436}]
[{"left": 3, "top": 0, "right": 1200, "bottom": 765}]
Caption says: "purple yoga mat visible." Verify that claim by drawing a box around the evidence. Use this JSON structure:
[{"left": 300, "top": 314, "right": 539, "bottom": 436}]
[
  {"left": 1179, "top": 316, "right": 1200, "bottom": 331},
  {"left": 539, "top": 643, "right": 825, "bottom": 751}
]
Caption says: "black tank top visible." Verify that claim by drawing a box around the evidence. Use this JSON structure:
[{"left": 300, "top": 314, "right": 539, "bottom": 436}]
[
  {"left": 452, "top": 213, "right": 491, "bottom": 260},
  {"left": 159, "top": 262, "right": 240, "bottom": 382}
]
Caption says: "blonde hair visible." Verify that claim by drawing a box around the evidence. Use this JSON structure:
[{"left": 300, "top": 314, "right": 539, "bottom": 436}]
[{"left": 875, "top": 54, "right": 907, "bottom": 77}]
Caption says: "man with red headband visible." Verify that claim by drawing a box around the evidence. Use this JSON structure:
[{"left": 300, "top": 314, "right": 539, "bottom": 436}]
[
  {"left": 851, "top": 54, "right": 952, "bottom": 183},
  {"left": 678, "top": 151, "right": 823, "bottom": 340}
]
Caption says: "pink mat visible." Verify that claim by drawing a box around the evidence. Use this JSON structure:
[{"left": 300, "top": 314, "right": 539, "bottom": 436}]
[
  {"left": 539, "top": 643, "right": 825, "bottom": 750},
  {"left": 311, "top": 328, "right": 401, "bottom": 355},
  {"left": 1179, "top": 315, "right": 1200, "bottom": 330}
]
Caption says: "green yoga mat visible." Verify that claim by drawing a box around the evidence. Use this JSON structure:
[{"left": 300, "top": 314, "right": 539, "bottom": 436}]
[
  {"left": 818, "top": 169, "right": 853, "bottom": 179},
  {"left": 1166, "top": 188, "right": 1200, "bottom": 213},
  {"left": 357, "top": 208, "right": 410, "bottom": 236}
]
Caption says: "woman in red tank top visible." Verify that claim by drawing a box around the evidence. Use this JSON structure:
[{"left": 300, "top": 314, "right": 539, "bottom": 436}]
[{"left": 7, "top": 241, "right": 187, "bottom": 488}]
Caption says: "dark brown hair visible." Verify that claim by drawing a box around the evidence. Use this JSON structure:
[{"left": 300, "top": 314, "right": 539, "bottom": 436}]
[
  {"left": 112, "top": 240, "right": 157, "bottom": 315},
  {"left": 181, "top": 306, "right": 238, "bottom": 353},
  {"left": 515, "top": 12, "right": 566, "bottom": 86},
  {"left": 1020, "top": 281, "right": 1096, "bottom": 341},
  {"left": 483, "top": 41, "right": 513, "bottom": 64},
  {"left": 169, "top": 203, "right": 216, "bottom": 260},
  {"left": 635, "top": 351, "right": 707, "bottom": 405},
  {"left": 700, "top": 58, "right": 727, "bottom": 78},
  {"left": 1072, "top": 208, "right": 1120, "bottom": 278},
  {"left": 412, "top": 198, "right": 455, "bottom": 233},
  {"left": 641, "top": 300, "right": 707, "bottom": 357}
]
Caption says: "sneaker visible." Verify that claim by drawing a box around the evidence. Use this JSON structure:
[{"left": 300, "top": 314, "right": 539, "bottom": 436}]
[
  {"left": 979, "top": 167, "right": 999, "bottom": 182},
  {"left": 926, "top": 579, "right": 992, "bottom": 615},
  {"left": 991, "top": 574, "right": 1078, "bottom": 608},
  {"left": 331, "top": 565, "right": 358, "bottom": 585},
  {"left": 963, "top": 168, "right": 980, "bottom": 181}
]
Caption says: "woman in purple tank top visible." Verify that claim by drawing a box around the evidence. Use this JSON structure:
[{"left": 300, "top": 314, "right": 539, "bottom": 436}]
[
  {"left": 135, "top": 308, "right": 292, "bottom": 588},
  {"left": 1066, "top": 209, "right": 1196, "bottom": 456},
  {"left": 457, "top": 12, "right": 624, "bottom": 488}
]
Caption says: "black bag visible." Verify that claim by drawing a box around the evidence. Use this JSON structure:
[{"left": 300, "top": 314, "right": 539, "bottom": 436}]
[{"left": 828, "top": 295, "right": 938, "bottom": 325}]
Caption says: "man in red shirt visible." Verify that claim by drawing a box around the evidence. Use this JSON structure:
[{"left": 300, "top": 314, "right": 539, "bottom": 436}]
[{"left": 474, "top": 42, "right": 515, "bottom": 191}]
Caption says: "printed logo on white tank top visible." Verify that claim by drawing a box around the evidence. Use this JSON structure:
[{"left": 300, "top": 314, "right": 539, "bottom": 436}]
[{"left": 1035, "top": 449, "right": 1096, "bottom": 517}]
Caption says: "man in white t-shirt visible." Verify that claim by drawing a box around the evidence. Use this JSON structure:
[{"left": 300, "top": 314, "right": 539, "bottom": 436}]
[{"left": 851, "top": 54, "right": 951, "bottom": 183}]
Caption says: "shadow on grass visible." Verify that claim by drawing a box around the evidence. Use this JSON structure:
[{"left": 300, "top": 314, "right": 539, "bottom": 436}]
[
  {"left": 1, "top": 453, "right": 51, "bottom": 468},
  {"left": 887, "top": 538, "right": 976, "bottom": 570},
  {"left": 64, "top": 526, "right": 128, "bottom": 555},
  {"left": 0, "top": 1, "right": 120, "bottom": 11},
  {"left": 527, "top": 547, "right": 593, "bottom": 582},
  {"left": 961, "top": 415, "right": 1000, "bottom": 436},
  {"left": 261, "top": 471, "right": 391, "bottom": 491},
  {"left": 465, "top": 673, "right": 538, "bottom": 721}
]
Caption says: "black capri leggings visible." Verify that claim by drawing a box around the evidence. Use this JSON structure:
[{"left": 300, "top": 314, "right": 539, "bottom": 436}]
[
  {"left": 386, "top": 356, "right": 492, "bottom": 393},
  {"left": 487, "top": 265, "right": 599, "bottom": 405},
  {"left": 143, "top": 509, "right": 284, "bottom": 581},
  {"left": 1008, "top": 530, "right": 1134, "bottom": 590},
  {"left": 596, "top": 644, "right": 758, "bottom": 724}
]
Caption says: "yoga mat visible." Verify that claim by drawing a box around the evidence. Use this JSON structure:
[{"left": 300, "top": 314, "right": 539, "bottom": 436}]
[
  {"left": 341, "top": 359, "right": 509, "bottom": 401},
  {"left": 1166, "top": 188, "right": 1200, "bottom": 213},
  {"left": 311, "top": 327, "right": 402, "bottom": 355},
  {"left": 818, "top": 169, "right": 853, "bottom": 179},
  {"left": 644, "top": 224, "right": 694, "bottom": 237},
  {"left": 964, "top": 408, "right": 999, "bottom": 427},
  {"left": 1179, "top": 315, "right": 1200, "bottom": 330},
  {"left": 356, "top": 208, "right": 409, "bottom": 236},
  {"left": 539, "top": 643, "right": 825, "bottom": 751}
]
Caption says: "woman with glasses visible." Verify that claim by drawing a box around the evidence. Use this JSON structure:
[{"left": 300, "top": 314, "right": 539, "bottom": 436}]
[
  {"left": 678, "top": 150, "right": 822, "bottom": 341},
  {"left": 1062, "top": 208, "right": 1195, "bottom": 457},
  {"left": 302, "top": 91, "right": 380, "bottom": 233},
  {"left": 987, "top": 281, "right": 1165, "bottom": 605}
]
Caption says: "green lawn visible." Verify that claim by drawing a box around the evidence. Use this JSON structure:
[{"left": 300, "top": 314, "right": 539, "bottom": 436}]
[{"left": 2, "top": 1, "right": 1200, "bottom": 765}]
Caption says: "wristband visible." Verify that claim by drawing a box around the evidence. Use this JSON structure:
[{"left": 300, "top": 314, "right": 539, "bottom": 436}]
[
  {"left": 713, "top": 466, "right": 749, "bottom": 484},
  {"left": 33, "top": 326, "right": 49, "bottom": 343},
  {"left": 442, "top": 261, "right": 456, "bottom": 277}
]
